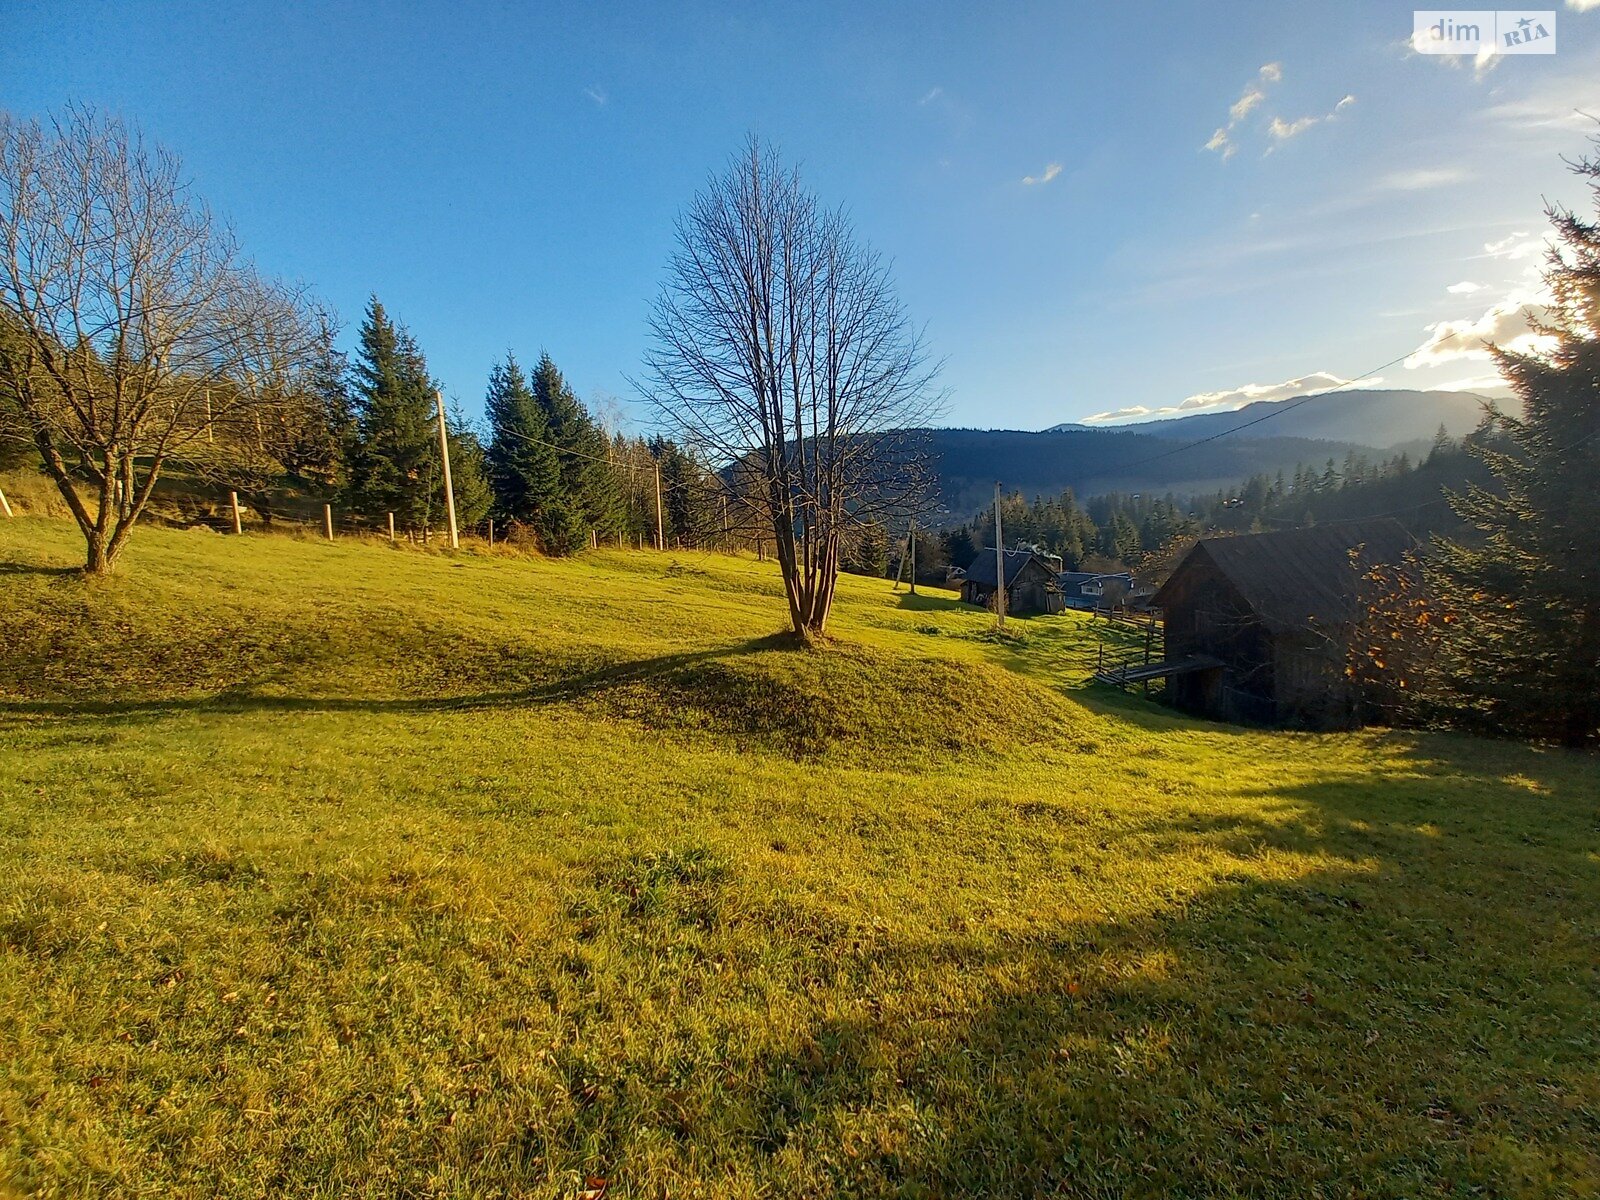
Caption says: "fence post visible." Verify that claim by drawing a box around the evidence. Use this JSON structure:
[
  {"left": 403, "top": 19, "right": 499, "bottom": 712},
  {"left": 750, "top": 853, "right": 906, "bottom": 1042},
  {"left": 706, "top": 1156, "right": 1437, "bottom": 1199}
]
[
  {"left": 487, "top": 518, "right": 494, "bottom": 546},
  {"left": 229, "top": 490, "right": 243, "bottom": 535},
  {"left": 324, "top": 504, "right": 334, "bottom": 541},
  {"left": 387, "top": 512, "right": 396, "bottom": 543},
  {"left": 0, "top": 486, "right": 13, "bottom": 519}
]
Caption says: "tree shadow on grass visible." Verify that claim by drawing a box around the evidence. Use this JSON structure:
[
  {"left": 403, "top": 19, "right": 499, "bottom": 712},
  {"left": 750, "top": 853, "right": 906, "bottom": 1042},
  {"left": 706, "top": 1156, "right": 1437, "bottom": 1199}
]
[
  {"left": 0, "top": 559, "right": 81, "bottom": 578},
  {"left": 543, "top": 751, "right": 1599, "bottom": 1196},
  {"left": 0, "top": 633, "right": 803, "bottom": 726},
  {"left": 891, "top": 592, "right": 965, "bottom": 613}
]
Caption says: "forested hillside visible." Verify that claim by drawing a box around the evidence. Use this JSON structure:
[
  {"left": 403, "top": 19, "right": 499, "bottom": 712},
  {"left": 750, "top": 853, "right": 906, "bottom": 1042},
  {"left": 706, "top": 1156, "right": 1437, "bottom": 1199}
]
[{"left": 918, "top": 426, "right": 1375, "bottom": 515}]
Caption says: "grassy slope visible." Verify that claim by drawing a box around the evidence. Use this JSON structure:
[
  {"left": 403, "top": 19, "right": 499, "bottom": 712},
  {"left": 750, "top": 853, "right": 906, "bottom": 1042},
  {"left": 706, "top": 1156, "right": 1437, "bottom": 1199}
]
[{"left": 1, "top": 519, "right": 1596, "bottom": 1199}]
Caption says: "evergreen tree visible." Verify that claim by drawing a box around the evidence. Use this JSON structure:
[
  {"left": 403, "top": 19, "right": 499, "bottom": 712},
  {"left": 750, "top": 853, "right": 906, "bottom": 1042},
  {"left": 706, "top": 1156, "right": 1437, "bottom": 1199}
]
[
  {"left": 273, "top": 319, "right": 352, "bottom": 495},
  {"left": 484, "top": 354, "right": 561, "bottom": 533},
  {"left": 343, "top": 299, "right": 439, "bottom": 532},
  {"left": 1429, "top": 138, "right": 1600, "bottom": 747},
  {"left": 651, "top": 437, "right": 717, "bottom": 547},
  {"left": 943, "top": 527, "right": 977, "bottom": 570},
  {"left": 532, "top": 353, "right": 623, "bottom": 548},
  {"left": 841, "top": 522, "right": 888, "bottom": 577},
  {"left": 446, "top": 406, "right": 494, "bottom": 531}
]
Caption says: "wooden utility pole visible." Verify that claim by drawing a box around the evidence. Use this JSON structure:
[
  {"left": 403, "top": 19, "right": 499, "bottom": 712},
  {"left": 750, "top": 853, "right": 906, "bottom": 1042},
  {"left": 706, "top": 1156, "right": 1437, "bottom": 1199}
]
[
  {"left": 653, "top": 460, "right": 664, "bottom": 550},
  {"left": 908, "top": 516, "right": 918, "bottom": 596},
  {"left": 0, "top": 486, "right": 13, "bottom": 519},
  {"left": 435, "top": 390, "right": 459, "bottom": 550},
  {"left": 229, "top": 490, "right": 242, "bottom": 535},
  {"left": 993, "top": 481, "right": 1006, "bottom": 628},
  {"left": 387, "top": 511, "right": 396, "bottom": 543},
  {"left": 324, "top": 503, "right": 334, "bottom": 540}
]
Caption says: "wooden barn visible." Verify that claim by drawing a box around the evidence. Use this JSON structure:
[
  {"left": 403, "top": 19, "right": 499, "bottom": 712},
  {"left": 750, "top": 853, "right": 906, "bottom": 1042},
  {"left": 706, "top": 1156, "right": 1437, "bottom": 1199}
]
[
  {"left": 961, "top": 549, "right": 1065, "bottom": 614},
  {"left": 1150, "top": 519, "right": 1413, "bottom": 728}
]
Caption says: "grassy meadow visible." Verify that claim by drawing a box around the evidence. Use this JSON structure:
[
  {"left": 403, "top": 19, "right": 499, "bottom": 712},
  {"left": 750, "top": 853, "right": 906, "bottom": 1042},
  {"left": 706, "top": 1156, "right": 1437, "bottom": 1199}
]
[{"left": 1, "top": 514, "right": 1597, "bottom": 1198}]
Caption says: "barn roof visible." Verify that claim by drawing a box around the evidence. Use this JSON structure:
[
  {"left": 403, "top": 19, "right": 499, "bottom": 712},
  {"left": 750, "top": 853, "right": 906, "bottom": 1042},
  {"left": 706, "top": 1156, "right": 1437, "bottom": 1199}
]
[
  {"left": 1153, "top": 519, "right": 1414, "bottom": 634},
  {"left": 964, "top": 549, "right": 1055, "bottom": 588}
]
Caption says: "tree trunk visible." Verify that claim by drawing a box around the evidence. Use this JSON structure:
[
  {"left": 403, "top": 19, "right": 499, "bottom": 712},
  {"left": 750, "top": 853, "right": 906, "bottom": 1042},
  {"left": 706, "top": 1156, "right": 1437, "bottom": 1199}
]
[{"left": 84, "top": 531, "right": 112, "bottom": 575}]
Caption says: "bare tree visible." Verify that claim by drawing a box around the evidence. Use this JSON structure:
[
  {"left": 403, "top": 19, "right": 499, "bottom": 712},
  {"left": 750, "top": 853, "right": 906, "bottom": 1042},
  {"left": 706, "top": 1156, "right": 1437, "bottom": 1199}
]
[
  {"left": 0, "top": 106, "right": 322, "bottom": 572},
  {"left": 185, "top": 306, "right": 348, "bottom": 526},
  {"left": 642, "top": 139, "right": 942, "bottom": 640}
]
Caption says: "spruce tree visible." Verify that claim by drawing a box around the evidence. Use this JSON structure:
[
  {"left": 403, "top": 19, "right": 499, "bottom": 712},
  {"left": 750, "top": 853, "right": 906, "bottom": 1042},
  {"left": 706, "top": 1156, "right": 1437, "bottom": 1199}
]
[
  {"left": 531, "top": 353, "right": 623, "bottom": 548},
  {"left": 651, "top": 437, "right": 716, "bottom": 547},
  {"left": 484, "top": 354, "right": 561, "bottom": 533},
  {"left": 344, "top": 299, "right": 439, "bottom": 532},
  {"left": 1430, "top": 138, "right": 1600, "bottom": 746}
]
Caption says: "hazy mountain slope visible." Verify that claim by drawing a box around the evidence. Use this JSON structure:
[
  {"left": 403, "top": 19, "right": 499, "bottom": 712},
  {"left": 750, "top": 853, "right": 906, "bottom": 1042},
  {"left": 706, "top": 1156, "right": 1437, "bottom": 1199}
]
[
  {"left": 1048, "top": 388, "right": 1507, "bottom": 447},
  {"left": 921, "top": 426, "right": 1375, "bottom": 516}
]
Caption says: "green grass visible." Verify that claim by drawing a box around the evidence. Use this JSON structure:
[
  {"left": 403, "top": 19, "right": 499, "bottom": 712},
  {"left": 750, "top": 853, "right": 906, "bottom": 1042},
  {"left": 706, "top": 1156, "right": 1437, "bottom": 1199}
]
[{"left": 1, "top": 518, "right": 1597, "bottom": 1198}]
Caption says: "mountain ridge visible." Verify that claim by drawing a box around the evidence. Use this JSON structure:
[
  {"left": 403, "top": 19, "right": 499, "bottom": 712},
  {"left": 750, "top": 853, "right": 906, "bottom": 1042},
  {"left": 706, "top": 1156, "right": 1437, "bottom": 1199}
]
[{"left": 1045, "top": 387, "right": 1510, "bottom": 447}]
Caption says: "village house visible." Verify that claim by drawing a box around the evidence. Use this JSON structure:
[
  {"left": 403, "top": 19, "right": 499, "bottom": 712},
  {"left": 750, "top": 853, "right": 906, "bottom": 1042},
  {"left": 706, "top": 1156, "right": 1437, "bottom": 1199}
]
[
  {"left": 1059, "top": 571, "right": 1157, "bottom": 612},
  {"left": 1150, "top": 519, "right": 1414, "bottom": 728},
  {"left": 961, "top": 549, "right": 1065, "bottom": 614}
]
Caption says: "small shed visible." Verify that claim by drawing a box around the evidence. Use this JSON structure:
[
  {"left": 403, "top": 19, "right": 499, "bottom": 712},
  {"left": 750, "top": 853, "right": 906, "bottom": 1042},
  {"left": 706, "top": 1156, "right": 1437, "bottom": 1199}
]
[
  {"left": 962, "top": 549, "right": 1065, "bottom": 614},
  {"left": 1151, "top": 519, "right": 1413, "bottom": 728}
]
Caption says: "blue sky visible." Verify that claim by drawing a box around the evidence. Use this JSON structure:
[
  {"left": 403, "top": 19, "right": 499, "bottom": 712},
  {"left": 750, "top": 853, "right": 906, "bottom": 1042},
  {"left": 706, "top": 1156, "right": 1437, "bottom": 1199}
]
[{"left": 4, "top": 1, "right": 1597, "bottom": 432}]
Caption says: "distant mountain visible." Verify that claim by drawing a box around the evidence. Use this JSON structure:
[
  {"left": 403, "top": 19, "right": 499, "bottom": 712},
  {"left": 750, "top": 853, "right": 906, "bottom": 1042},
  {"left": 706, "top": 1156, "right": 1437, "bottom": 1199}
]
[
  {"left": 1046, "top": 388, "right": 1511, "bottom": 448},
  {"left": 919, "top": 426, "right": 1378, "bottom": 518}
]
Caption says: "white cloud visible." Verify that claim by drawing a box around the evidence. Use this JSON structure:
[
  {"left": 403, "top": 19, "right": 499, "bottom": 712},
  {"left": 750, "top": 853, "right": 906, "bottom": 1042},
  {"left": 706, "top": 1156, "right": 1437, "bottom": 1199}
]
[
  {"left": 1266, "top": 91, "right": 1357, "bottom": 146},
  {"left": 1022, "top": 162, "right": 1063, "bottom": 186},
  {"left": 1374, "top": 166, "right": 1469, "bottom": 191},
  {"left": 919, "top": 87, "right": 943, "bottom": 106},
  {"left": 1401, "top": 32, "right": 1499, "bottom": 76},
  {"left": 1481, "top": 231, "right": 1542, "bottom": 261},
  {"left": 1431, "top": 373, "right": 1511, "bottom": 391},
  {"left": 1269, "top": 115, "right": 1318, "bottom": 140},
  {"left": 1447, "top": 280, "right": 1485, "bottom": 294},
  {"left": 1480, "top": 63, "right": 1600, "bottom": 133},
  {"left": 1086, "top": 405, "right": 1154, "bottom": 423},
  {"left": 1083, "top": 371, "right": 1371, "bottom": 424},
  {"left": 1203, "top": 127, "right": 1236, "bottom": 159},
  {"left": 1405, "top": 290, "right": 1555, "bottom": 367},
  {"left": 1568, "top": 0, "right": 1600, "bottom": 10},
  {"left": 1204, "top": 63, "right": 1290, "bottom": 158},
  {"left": 1230, "top": 89, "right": 1266, "bottom": 122},
  {"left": 584, "top": 85, "right": 608, "bottom": 106}
]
